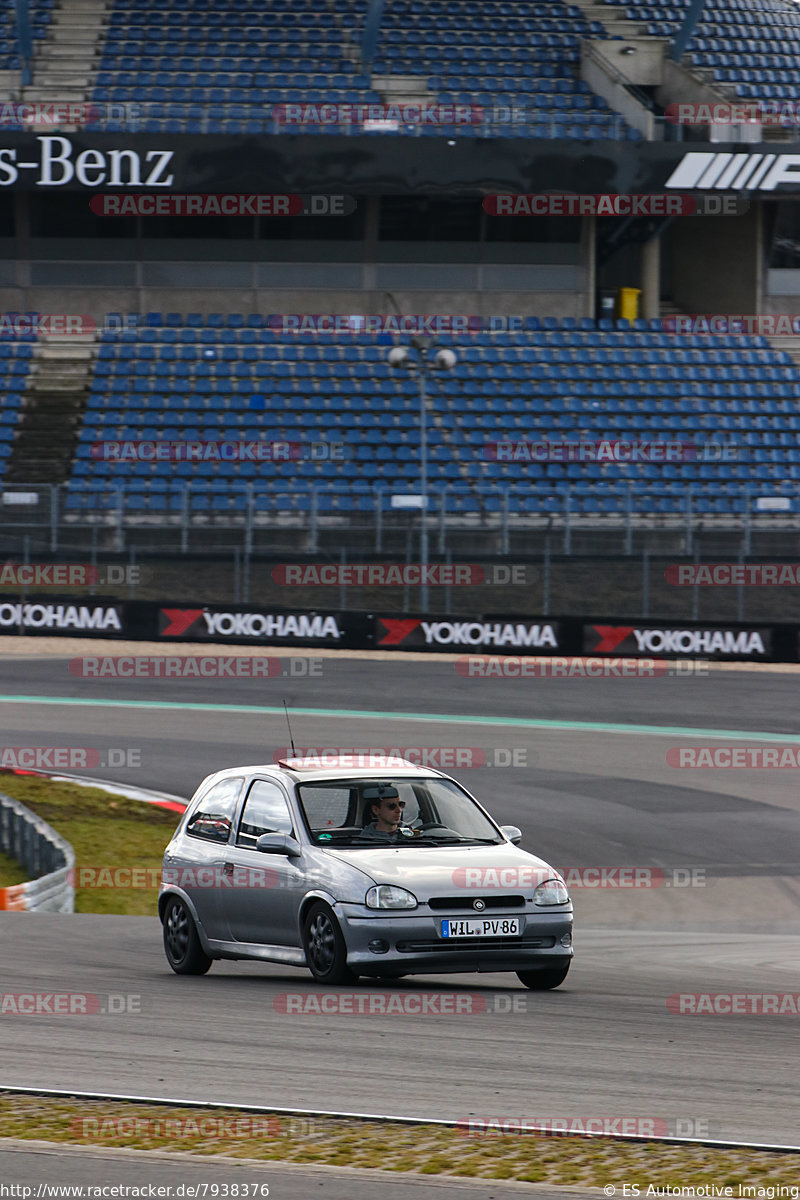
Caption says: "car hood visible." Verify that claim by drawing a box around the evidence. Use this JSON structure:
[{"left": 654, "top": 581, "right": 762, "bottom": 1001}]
[{"left": 323, "top": 842, "right": 562, "bottom": 901}]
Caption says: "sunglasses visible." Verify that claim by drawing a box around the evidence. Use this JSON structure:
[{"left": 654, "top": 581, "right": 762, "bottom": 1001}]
[{"left": 382, "top": 800, "right": 406, "bottom": 810}]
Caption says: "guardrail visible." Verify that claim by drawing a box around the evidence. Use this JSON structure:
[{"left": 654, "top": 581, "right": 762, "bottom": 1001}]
[
  {"left": 4, "top": 482, "right": 800, "bottom": 560},
  {"left": 0, "top": 792, "right": 75, "bottom": 912}
]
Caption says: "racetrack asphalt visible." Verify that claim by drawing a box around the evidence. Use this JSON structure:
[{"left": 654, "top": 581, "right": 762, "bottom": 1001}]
[
  {"left": 0, "top": 643, "right": 798, "bottom": 1159},
  {"left": 1, "top": 646, "right": 799, "bottom": 926}
]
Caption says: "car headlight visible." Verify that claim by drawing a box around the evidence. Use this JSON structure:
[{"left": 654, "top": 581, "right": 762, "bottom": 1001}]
[
  {"left": 533, "top": 879, "right": 569, "bottom": 906},
  {"left": 365, "top": 885, "right": 418, "bottom": 910}
]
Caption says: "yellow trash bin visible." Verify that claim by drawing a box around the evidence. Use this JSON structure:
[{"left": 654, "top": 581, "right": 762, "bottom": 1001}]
[{"left": 617, "top": 287, "right": 641, "bottom": 322}]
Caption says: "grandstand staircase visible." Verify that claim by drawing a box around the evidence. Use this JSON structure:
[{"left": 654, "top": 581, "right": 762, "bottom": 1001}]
[
  {"left": 20, "top": 0, "right": 108, "bottom": 103},
  {"left": 4, "top": 336, "right": 95, "bottom": 484}
]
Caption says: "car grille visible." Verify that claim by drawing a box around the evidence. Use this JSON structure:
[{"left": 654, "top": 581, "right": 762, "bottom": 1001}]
[
  {"left": 427, "top": 895, "right": 526, "bottom": 910},
  {"left": 396, "top": 936, "right": 556, "bottom": 953}
]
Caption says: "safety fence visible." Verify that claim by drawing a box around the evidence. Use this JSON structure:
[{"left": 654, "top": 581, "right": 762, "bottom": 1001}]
[{"left": 1, "top": 482, "right": 798, "bottom": 559}]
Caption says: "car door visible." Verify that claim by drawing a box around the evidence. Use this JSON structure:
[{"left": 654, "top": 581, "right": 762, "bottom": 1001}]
[
  {"left": 164, "top": 775, "right": 244, "bottom": 940},
  {"left": 219, "top": 777, "right": 306, "bottom": 947}
]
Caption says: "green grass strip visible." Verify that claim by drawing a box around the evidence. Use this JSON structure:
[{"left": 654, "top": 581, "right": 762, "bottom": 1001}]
[
  {"left": 0, "top": 1096, "right": 797, "bottom": 1186},
  {"left": 0, "top": 772, "right": 177, "bottom": 915}
]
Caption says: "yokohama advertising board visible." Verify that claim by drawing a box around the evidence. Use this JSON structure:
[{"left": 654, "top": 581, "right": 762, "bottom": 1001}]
[
  {"left": 0, "top": 601, "right": 125, "bottom": 636},
  {"left": 582, "top": 624, "right": 773, "bottom": 660},
  {"left": 156, "top": 609, "right": 562, "bottom": 653},
  {"left": 157, "top": 606, "right": 359, "bottom": 645},
  {"left": 373, "top": 616, "right": 562, "bottom": 653}
]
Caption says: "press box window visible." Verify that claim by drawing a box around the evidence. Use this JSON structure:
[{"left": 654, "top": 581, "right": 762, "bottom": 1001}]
[{"left": 186, "top": 777, "right": 243, "bottom": 843}]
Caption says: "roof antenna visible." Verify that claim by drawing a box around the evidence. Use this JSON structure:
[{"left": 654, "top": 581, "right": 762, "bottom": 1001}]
[{"left": 283, "top": 699, "right": 297, "bottom": 757}]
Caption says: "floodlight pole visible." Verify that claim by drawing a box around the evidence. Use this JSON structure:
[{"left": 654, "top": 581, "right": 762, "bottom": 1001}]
[
  {"left": 418, "top": 357, "right": 429, "bottom": 613},
  {"left": 387, "top": 340, "right": 455, "bottom": 616}
]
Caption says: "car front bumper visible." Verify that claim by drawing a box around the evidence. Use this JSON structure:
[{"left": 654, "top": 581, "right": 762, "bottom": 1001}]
[{"left": 337, "top": 904, "right": 574, "bottom": 977}]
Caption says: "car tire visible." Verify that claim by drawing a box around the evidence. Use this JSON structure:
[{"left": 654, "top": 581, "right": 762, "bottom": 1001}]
[
  {"left": 163, "top": 897, "right": 213, "bottom": 975},
  {"left": 303, "top": 902, "right": 356, "bottom": 985},
  {"left": 516, "top": 963, "right": 570, "bottom": 990}
]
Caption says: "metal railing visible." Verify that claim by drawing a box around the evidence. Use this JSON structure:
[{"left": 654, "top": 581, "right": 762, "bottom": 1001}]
[
  {"left": 0, "top": 792, "right": 75, "bottom": 913},
  {"left": 1, "top": 482, "right": 797, "bottom": 557},
  {"left": 0, "top": 102, "right": 634, "bottom": 141}
]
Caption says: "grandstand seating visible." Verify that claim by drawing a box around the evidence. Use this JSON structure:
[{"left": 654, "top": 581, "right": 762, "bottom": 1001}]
[
  {"left": 598, "top": 0, "right": 800, "bottom": 103},
  {"left": 90, "top": 0, "right": 637, "bottom": 139},
  {"left": 371, "top": 0, "right": 637, "bottom": 140},
  {"left": 0, "top": 0, "right": 53, "bottom": 73},
  {"left": 0, "top": 343, "right": 34, "bottom": 466},
  {"left": 35, "top": 316, "right": 800, "bottom": 520},
  {"left": 93, "top": 0, "right": 385, "bottom": 135}
]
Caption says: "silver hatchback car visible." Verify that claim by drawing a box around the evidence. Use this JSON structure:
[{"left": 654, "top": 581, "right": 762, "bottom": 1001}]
[{"left": 159, "top": 756, "right": 574, "bottom": 989}]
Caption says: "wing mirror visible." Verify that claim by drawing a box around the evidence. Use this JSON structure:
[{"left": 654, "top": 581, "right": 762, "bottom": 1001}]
[
  {"left": 256, "top": 833, "right": 302, "bottom": 857},
  {"left": 500, "top": 825, "right": 522, "bottom": 845}
]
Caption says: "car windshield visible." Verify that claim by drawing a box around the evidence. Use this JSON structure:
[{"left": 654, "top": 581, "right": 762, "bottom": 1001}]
[{"left": 297, "top": 776, "right": 504, "bottom": 847}]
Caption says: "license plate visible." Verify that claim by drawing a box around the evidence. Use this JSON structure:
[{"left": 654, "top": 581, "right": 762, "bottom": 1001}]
[{"left": 440, "top": 918, "right": 521, "bottom": 938}]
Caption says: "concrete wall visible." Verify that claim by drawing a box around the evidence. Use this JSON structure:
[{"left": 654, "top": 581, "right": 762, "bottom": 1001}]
[
  {"left": 657, "top": 59, "right": 727, "bottom": 110},
  {"left": 582, "top": 40, "right": 660, "bottom": 140},
  {"left": 0, "top": 282, "right": 591, "bottom": 319},
  {"left": 765, "top": 271, "right": 800, "bottom": 311},
  {"left": 657, "top": 60, "right": 763, "bottom": 144},
  {"left": 670, "top": 206, "right": 762, "bottom": 313},
  {"left": 0, "top": 229, "right": 595, "bottom": 317},
  {"left": 585, "top": 38, "right": 665, "bottom": 88}
]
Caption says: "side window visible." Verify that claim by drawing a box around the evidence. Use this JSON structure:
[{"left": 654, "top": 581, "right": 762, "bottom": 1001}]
[
  {"left": 300, "top": 786, "right": 353, "bottom": 831},
  {"left": 186, "top": 778, "right": 242, "bottom": 843},
  {"left": 237, "top": 779, "right": 293, "bottom": 847}
]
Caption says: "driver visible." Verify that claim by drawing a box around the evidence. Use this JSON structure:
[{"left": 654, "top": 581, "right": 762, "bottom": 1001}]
[{"left": 357, "top": 784, "right": 412, "bottom": 842}]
